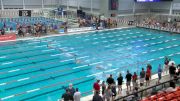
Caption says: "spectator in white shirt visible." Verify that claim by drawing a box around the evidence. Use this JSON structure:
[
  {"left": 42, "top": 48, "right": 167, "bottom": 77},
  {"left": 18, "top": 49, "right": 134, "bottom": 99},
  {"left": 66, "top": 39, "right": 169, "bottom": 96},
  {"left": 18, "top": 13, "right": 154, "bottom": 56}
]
[{"left": 74, "top": 88, "right": 81, "bottom": 101}]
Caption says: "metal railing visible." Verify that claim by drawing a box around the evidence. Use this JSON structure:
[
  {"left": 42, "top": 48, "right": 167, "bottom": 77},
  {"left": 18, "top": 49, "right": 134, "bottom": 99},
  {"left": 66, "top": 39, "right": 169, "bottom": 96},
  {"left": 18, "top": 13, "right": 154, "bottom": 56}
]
[{"left": 114, "top": 76, "right": 180, "bottom": 101}]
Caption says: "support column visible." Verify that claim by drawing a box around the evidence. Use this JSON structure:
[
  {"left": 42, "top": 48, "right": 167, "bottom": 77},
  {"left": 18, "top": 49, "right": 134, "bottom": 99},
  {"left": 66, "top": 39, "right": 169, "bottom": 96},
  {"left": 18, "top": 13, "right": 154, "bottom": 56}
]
[
  {"left": 42, "top": 0, "right": 44, "bottom": 9},
  {"left": 0, "top": 0, "right": 4, "bottom": 10},
  {"left": 99, "top": 0, "right": 109, "bottom": 17},
  {"left": 91, "top": 0, "right": 93, "bottom": 13},
  {"left": 23, "top": 0, "right": 25, "bottom": 9},
  {"left": 67, "top": 0, "right": 69, "bottom": 10},
  {"left": 133, "top": 2, "right": 136, "bottom": 14},
  {"left": 77, "top": 0, "right": 79, "bottom": 10},
  {"left": 169, "top": 2, "right": 173, "bottom": 15}
]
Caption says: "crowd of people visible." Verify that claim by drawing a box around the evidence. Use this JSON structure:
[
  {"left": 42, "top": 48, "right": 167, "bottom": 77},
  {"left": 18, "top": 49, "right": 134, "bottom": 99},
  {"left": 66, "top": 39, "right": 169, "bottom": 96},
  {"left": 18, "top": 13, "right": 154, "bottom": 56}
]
[
  {"left": 140, "top": 17, "right": 180, "bottom": 32},
  {"left": 61, "top": 83, "right": 81, "bottom": 101},
  {"left": 92, "top": 57, "right": 180, "bottom": 101},
  {"left": 60, "top": 57, "right": 180, "bottom": 101},
  {"left": 78, "top": 16, "right": 118, "bottom": 29}
]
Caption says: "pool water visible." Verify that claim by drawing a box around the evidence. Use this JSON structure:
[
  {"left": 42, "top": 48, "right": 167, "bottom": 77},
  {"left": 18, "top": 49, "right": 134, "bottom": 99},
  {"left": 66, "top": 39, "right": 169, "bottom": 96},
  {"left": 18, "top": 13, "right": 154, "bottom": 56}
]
[{"left": 0, "top": 27, "right": 179, "bottom": 101}]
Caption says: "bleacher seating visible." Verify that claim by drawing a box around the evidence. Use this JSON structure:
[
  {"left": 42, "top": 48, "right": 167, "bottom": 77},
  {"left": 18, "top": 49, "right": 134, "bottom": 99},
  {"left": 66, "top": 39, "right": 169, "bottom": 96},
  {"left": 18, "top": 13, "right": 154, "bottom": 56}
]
[
  {"left": 0, "top": 17, "right": 63, "bottom": 31},
  {"left": 141, "top": 87, "right": 180, "bottom": 101}
]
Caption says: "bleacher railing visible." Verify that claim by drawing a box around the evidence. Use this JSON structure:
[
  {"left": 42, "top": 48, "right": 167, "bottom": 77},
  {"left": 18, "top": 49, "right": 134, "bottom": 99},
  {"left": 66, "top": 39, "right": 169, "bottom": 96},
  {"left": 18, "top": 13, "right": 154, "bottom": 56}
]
[{"left": 114, "top": 76, "right": 180, "bottom": 101}]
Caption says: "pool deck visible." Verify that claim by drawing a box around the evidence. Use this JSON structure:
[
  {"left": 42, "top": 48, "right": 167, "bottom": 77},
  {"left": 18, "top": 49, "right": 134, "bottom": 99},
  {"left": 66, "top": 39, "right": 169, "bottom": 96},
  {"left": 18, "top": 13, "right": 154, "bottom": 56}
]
[
  {"left": 81, "top": 73, "right": 171, "bottom": 101},
  {"left": 0, "top": 26, "right": 177, "bottom": 101},
  {"left": 0, "top": 26, "right": 134, "bottom": 43}
]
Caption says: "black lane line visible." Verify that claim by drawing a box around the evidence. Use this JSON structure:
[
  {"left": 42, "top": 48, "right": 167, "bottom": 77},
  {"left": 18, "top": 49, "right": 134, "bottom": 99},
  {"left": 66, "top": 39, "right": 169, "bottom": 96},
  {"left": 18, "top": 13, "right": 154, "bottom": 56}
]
[
  {"left": 0, "top": 49, "right": 57, "bottom": 63},
  {"left": 0, "top": 40, "right": 46, "bottom": 51},
  {"left": 0, "top": 47, "right": 46, "bottom": 56},
  {"left": 0, "top": 56, "right": 59, "bottom": 71},
  {"left": 20, "top": 77, "right": 95, "bottom": 101},
  {"left": 5, "top": 68, "right": 91, "bottom": 91},
  {"left": 0, "top": 62, "right": 74, "bottom": 80}
]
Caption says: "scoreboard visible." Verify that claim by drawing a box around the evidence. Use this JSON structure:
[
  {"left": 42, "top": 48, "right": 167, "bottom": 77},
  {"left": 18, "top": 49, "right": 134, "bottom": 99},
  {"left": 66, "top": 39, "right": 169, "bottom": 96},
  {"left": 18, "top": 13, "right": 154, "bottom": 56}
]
[
  {"left": 109, "top": 0, "right": 119, "bottom": 10},
  {"left": 19, "top": 10, "right": 31, "bottom": 17},
  {"left": 135, "top": 0, "right": 173, "bottom": 2}
]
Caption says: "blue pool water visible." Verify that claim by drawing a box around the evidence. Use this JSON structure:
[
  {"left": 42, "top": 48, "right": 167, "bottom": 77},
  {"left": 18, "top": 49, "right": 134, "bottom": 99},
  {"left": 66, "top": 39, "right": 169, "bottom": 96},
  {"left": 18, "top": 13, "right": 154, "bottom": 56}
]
[{"left": 0, "top": 27, "right": 179, "bottom": 101}]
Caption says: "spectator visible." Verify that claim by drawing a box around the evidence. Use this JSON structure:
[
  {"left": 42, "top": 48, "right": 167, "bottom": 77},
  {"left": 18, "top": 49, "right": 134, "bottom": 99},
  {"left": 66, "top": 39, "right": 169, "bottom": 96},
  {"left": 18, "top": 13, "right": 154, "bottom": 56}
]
[
  {"left": 67, "top": 83, "right": 75, "bottom": 96},
  {"left": 157, "top": 64, "right": 162, "bottom": 84},
  {"left": 93, "top": 80, "right": 100, "bottom": 93},
  {"left": 101, "top": 81, "right": 106, "bottom": 96},
  {"left": 146, "top": 65, "right": 151, "bottom": 86},
  {"left": 126, "top": 70, "right": 132, "bottom": 91},
  {"left": 147, "top": 64, "right": 152, "bottom": 79},
  {"left": 111, "top": 82, "right": 116, "bottom": 100},
  {"left": 169, "top": 63, "right": 176, "bottom": 80},
  {"left": 164, "top": 56, "right": 170, "bottom": 74},
  {"left": 117, "top": 73, "right": 123, "bottom": 94},
  {"left": 1, "top": 28, "right": 5, "bottom": 35},
  {"left": 106, "top": 74, "right": 115, "bottom": 86},
  {"left": 132, "top": 72, "right": 138, "bottom": 90},
  {"left": 61, "top": 89, "right": 74, "bottom": 101},
  {"left": 140, "top": 68, "right": 145, "bottom": 87},
  {"left": 92, "top": 91, "right": 103, "bottom": 101},
  {"left": 104, "top": 86, "right": 113, "bottom": 101},
  {"left": 74, "top": 88, "right": 81, "bottom": 101}
]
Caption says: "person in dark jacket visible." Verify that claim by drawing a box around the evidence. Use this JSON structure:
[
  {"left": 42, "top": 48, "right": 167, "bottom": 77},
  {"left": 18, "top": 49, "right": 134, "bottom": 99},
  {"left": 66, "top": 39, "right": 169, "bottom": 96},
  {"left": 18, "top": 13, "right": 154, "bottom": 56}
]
[{"left": 92, "top": 91, "right": 103, "bottom": 101}]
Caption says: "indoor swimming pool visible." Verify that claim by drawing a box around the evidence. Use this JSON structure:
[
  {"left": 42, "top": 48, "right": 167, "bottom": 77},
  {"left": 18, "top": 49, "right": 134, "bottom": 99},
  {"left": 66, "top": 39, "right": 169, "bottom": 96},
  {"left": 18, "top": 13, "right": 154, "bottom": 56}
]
[{"left": 0, "top": 27, "right": 179, "bottom": 101}]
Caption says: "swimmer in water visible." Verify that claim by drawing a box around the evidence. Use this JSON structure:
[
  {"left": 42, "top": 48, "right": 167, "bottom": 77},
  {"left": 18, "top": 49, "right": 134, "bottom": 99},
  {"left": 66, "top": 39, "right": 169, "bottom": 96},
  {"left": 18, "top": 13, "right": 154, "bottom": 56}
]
[{"left": 76, "top": 59, "right": 81, "bottom": 64}]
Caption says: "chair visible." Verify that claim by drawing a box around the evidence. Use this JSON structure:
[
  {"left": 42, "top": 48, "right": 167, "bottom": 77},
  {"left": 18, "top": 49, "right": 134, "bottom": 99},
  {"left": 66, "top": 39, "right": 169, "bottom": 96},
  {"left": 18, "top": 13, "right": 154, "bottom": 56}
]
[{"left": 158, "top": 97, "right": 165, "bottom": 101}]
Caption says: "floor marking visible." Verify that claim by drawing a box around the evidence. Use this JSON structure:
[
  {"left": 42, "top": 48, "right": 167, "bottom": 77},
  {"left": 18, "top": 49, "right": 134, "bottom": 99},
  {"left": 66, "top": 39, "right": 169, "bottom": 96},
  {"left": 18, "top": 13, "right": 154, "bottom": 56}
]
[
  {"left": 8, "top": 69, "right": 20, "bottom": 73},
  {"left": 27, "top": 88, "right": 40, "bottom": 93},
  {"left": 166, "top": 46, "right": 171, "bottom": 48},
  {"left": 148, "top": 59, "right": 155, "bottom": 62},
  {"left": 104, "top": 45, "right": 110, "bottom": 47},
  {"left": 93, "top": 42, "right": 99, "bottom": 44},
  {"left": 0, "top": 56, "right": 6, "bottom": 58},
  {"left": 165, "top": 40, "right": 169, "bottom": 42},
  {"left": 42, "top": 49, "right": 55, "bottom": 52},
  {"left": 101, "top": 37, "right": 106, "bottom": 39},
  {"left": 84, "top": 39, "right": 90, "bottom": 41},
  {"left": 150, "top": 50, "right": 156, "bottom": 52},
  {"left": 34, "top": 45, "right": 47, "bottom": 48},
  {"left": 28, "top": 42, "right": 40, "bottom": 45},
  {"left": 2, "top": 62, "right": 13, "bottom": 65},
  {"left": 104, "top": 68, "right": 118, "bottom": 73},
  {"left": 17, "top": 77, "right": 30, "bottom": 82},
  {"left": 0, "top": 83, "right": 7, "bottom": 86},
  {"left": 1, "top": 95, "right": 15, "bottom": 100},
  {"left": 136, "top": 46, "right": 141, "bottom": 48},
  {"left": 73, "top": 65, "right": 88, "bottom": 69},
  {"left": 51, "top": 53, "right": 64, "bottom": 57},
  {"left": 168, "top": 54, "right": 174, "bottom": 56},
  {"left": 158, "top": 48, "right": 163, "bottom": 50},
  {"left": 102, "top": 41, "right": 108, "bottom": 43}
]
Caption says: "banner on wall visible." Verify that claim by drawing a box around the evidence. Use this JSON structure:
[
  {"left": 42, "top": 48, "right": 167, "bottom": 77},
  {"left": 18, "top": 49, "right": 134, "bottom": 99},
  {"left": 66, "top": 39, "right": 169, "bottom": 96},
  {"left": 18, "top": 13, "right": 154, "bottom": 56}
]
[
  {"left": 19, "top": 10, "right": 31, "bottom": 17},
  {"left": 109, "top": 0, "right": 119, "bottom": 10},
  {"left": 0, "top": 34, "right": 16, "bottom": 41}
]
